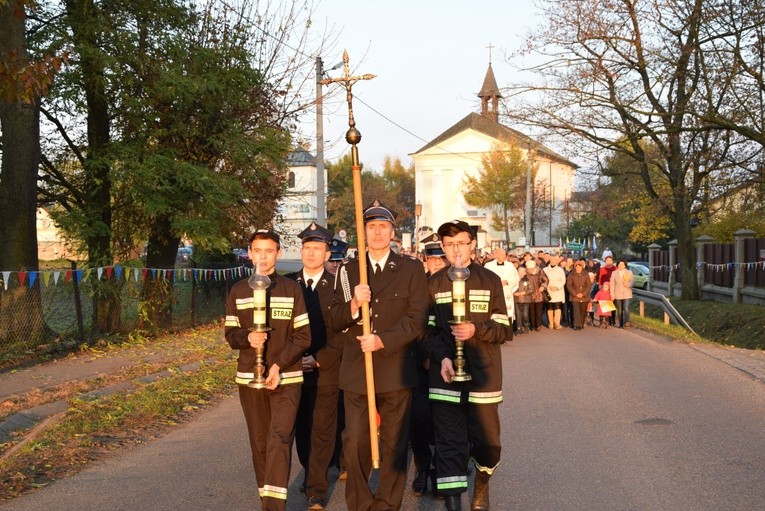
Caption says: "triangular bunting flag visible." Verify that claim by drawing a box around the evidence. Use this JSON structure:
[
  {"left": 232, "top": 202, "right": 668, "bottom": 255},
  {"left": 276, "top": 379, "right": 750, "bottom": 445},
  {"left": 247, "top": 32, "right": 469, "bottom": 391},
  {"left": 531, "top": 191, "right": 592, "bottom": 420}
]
[
  {"left": 29, "top": 272, "right": 37, "bottom": 288},
  {"left": 1, "top": 271, "right": 10, "bottom": 290},
  {"left": 19, "top": 271, "right": 27, "bottom": 286},
  {"left": 142, "top": 268, "right": 149, "bottom": 281},
  {"left": 54, "top": 271, "right": 61, "bottom": 285},
  {"left": 106, "top": 266, "right": 113, "bottom": 280},
  {"left": 43, "top": 271, "right": 52, "bottom": 286},
  {"left": 75, "top": 270, "right": 83, "bottom": 283},
  {"left": 151, "top": 269, "right": 157, "bottom": 280},
  {"left": 115, "top": 265, "right": 122, "bottom": 280},
  {"left": 97, "top": 267, "right": 103, "bottom": 280},
  {"left": 83, "top": 268, "right": 91, "bottom": 282}
]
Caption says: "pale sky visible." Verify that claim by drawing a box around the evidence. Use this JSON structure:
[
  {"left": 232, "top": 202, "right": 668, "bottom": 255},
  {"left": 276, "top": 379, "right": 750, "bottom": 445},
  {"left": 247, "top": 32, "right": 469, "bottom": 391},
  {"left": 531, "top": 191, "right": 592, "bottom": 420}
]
[{"left": 301, "top": 0, "right": 542, "bottom": 172}]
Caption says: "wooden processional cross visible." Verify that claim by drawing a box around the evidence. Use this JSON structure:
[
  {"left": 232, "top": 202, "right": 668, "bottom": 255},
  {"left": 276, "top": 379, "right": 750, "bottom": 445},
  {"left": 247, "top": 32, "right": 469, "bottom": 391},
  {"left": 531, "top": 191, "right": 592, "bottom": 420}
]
[{"left": 320, "top": 51, "right": 382, "bottom": 468}]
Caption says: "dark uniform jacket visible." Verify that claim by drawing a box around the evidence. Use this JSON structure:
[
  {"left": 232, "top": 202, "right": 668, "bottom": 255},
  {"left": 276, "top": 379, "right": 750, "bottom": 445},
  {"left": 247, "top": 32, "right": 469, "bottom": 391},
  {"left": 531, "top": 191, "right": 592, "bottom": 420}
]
[
  {"left": 426, "top": 262, "right": 512, "bottom": 405},
  {"left": 329, "top": 251, "right": 429, "bottom": 395},
  {"left": 286, "top": 269, "right": 342, "bottom": 387},
  {"left": 225, "top": 272, "right": 311, "bottom": 386}
]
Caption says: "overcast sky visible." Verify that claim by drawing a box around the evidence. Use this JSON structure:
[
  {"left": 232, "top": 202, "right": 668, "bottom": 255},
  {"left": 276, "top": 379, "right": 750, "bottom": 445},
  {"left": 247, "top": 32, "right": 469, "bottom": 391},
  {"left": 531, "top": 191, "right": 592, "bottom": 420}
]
[{"left": 299, "top": 0, "right": 542, "bottom": 172}]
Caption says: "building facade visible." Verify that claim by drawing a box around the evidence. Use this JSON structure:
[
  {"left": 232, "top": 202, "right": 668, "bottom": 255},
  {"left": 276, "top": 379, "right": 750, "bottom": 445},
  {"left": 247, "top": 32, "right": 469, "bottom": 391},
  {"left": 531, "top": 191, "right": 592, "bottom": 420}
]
[
  {"left": 274, "top": 147, "right": 326, "bottom": 260},
  {"left": 411, "top": 64, "right": 577, "bottom": 251}
]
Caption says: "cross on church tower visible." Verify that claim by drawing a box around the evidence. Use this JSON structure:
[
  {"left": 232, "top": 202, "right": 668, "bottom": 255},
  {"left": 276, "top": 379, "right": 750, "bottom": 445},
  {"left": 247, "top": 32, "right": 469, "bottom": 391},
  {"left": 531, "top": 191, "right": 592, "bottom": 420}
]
[{"left": 487, "top": 42, "right": 495, "bottom": 65}]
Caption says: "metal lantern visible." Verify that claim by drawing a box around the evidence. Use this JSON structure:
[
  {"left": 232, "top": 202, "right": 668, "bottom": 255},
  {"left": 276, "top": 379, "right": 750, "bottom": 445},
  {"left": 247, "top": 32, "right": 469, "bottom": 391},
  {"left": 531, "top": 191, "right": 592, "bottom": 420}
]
[
  {"left": 447, "top": 252, "right": 472, "bottom": 382},
  {"left": 247, "top": 265, "right": 272, "bottom": 389}
]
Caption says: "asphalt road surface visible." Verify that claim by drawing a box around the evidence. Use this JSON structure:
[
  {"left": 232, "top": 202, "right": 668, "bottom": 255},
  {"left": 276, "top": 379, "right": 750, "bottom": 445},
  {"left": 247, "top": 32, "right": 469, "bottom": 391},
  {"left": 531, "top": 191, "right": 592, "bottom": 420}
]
[{"left": 4, "top": 326, "right": 764, "bottom": 510}]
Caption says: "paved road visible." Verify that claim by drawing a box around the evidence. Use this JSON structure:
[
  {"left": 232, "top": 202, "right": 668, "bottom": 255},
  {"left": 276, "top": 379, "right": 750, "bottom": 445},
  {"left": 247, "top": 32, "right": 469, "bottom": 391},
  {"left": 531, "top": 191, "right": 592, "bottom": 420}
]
[{"left": 3, "top": 327, "right": 764, "bottom": 511}]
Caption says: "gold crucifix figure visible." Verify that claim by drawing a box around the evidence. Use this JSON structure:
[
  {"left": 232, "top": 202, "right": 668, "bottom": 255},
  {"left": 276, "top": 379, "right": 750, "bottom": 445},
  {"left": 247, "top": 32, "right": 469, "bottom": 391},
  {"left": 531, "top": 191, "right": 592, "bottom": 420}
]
[{"left": 320, "top": 50, "right": 375, "bottom": 132}]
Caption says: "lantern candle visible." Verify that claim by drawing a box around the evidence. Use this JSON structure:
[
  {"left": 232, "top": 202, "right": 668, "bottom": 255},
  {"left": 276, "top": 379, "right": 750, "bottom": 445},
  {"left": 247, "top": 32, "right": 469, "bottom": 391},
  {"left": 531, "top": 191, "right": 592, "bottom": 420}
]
[
  {"left": 253, "top": 288, "right": 267, "bottom": 327},
  {"left": 452, "top": 280, "right": 466, "bottom": 320}
]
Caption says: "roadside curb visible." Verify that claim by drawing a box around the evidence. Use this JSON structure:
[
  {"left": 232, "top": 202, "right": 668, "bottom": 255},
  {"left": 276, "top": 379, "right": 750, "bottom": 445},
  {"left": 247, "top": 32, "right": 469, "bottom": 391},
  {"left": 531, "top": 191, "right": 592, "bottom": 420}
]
[{"left": 688, "top": 342, "right": 765, "bottom": 383}]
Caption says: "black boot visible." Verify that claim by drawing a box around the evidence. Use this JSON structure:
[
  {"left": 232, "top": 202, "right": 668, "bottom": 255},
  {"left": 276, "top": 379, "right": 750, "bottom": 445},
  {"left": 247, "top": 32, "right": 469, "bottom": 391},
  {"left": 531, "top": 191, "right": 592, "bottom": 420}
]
[
  {"left": 412, "top": 468, "right": 429, "bottom": 496},
  {"left": 471, "top": 471, "right": 491, "bottom": 511},
  {"left": 445, "top": 494, "right": 462, "bottom": 511}
]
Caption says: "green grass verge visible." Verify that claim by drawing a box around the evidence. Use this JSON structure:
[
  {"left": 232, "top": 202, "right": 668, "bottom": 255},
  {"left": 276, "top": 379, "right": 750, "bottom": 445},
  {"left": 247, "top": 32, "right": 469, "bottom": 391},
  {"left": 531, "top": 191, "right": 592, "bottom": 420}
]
[
  {"left": 0, "top": 359, "right": 234, "bottom": 500},
  {"left": 632, "top": 299, "right": 765, "bottom": 350}
]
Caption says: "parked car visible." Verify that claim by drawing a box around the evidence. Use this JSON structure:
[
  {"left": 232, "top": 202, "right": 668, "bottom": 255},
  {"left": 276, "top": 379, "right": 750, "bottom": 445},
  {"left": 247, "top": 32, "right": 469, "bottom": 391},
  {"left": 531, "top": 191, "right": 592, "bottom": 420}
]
[
  {"left": 233, "top": 248, "right": 250, "bottom": 264},
  {"left": 628, "top": 262, "right": 649, "bottom": 290},
  {"left": 176, "top": 246, "right": 193, "bottom": 263}
]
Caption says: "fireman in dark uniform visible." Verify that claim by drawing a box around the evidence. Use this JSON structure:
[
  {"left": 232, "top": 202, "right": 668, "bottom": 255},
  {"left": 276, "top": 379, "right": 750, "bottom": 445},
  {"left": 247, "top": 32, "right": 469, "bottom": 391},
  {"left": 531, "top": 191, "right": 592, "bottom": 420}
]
[
  {"left": 410, "top": 233, "right": 446, "bottom": 496},
  {"left": 329, "top": 200, "right": 430, "bottom": 511},
  {"left": 426, "top": 220, "right": 512, "bottom": 511},
  {"left": 325, "top": 238, "right": 347, "bottom": 274},
  {"left": 285, "top": 223, "right": 342, "bottom": 511},
  {"left": 224, "top": 229, "right": 310, "bottom": 511}
]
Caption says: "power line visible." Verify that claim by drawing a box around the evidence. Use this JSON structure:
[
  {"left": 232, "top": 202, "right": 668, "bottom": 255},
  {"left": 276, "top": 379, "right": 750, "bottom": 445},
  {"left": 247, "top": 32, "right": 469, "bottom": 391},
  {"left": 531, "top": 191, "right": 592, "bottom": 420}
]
[{"left": 353, "top": 96, "right": 485, "bottom": 165}]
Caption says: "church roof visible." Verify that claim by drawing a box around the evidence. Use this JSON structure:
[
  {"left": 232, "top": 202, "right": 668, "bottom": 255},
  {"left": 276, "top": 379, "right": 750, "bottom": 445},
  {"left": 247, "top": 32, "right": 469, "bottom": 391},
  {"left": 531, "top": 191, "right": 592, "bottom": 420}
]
[
  {"left": 411, "top": 112, "right": 577, "bottom": 168},
  {"left": 286, "top": 147, "right": 316, "bottom": 167},
  {"left": 478, "top": 64, "right": 502, "bottom": 98}
]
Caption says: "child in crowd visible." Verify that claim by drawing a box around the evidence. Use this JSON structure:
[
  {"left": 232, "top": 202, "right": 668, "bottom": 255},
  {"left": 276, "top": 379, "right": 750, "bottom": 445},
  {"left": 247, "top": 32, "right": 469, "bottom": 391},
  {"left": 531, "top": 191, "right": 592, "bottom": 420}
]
[
  {"left": 513, "top": 267, "right": 532, "bottom": 334},
  {"left": 587, "top": 272, "right": 598, "bottom": 326},
  {"left": 593, "top": 281, "right": 614, "bottom": 328}
]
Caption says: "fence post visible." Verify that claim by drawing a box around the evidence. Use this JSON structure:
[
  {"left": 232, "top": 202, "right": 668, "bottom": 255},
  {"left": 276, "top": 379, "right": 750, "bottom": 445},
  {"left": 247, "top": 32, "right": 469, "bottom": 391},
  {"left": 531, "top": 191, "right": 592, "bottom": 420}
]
[
  {"left": 696, "top": 235, "right": 714, "bottom": 296},
  {"left": 668, "top": 239, "right": 678, "bottom": 297},
  {"left": 648, "top": 243, "right": 661, "bottom": 292},
  {"left": 733, "top": 229, "right": 756, "bottom": 304}
]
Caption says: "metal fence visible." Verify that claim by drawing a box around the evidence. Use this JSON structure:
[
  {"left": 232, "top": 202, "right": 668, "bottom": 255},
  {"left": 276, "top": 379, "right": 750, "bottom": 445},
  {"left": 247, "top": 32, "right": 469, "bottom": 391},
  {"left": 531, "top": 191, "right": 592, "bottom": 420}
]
[{"left": 0, "top": 264, "right": 249, "bottom": 366}]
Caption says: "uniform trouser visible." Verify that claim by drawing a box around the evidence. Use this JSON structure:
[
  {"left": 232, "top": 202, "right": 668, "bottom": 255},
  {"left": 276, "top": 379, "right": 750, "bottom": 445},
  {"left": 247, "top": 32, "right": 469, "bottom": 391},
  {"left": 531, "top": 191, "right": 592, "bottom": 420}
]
[
  {"left": 571, "top": 300, "right": 588, "bottom": 328},
  {"left": 432, "top": 399, "right": 501, "bottom": 497},
  {"left": 239, "top": 383, "right": 301, "bottom": 511},
  {"left": 343, "top": 388, "right": 412, "bottom": 511},
  {"left": 409, "top": 379, "right": 433, "bottom": 471},
  {"left": 305, "top": 384, "right": 342, "bottom": 500}
]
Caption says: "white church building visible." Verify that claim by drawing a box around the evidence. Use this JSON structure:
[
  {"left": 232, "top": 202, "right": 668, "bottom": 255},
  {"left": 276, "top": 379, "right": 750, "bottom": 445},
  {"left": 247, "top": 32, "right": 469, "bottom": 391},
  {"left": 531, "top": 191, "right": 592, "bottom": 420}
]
[{"left": 411, "top": 64, "right": 577, "bottom": 251}]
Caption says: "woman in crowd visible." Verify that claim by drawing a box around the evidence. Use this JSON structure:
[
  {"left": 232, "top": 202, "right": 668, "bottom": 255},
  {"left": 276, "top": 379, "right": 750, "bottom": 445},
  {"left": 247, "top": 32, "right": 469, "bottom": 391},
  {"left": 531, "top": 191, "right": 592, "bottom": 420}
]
[
  {"left": 566, "top": 260, "right": 591, "bottom": 330},
  {"left": 543, "top": 255, "right": 566, "bottom": 330},
  {"left": 610, "top": 260, "right": 634, "bottom": 327}
]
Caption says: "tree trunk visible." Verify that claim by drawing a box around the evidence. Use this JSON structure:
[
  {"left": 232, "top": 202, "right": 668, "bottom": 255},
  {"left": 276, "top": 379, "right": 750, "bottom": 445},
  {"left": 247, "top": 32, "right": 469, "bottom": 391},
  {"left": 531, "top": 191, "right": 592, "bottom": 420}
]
[
  {"left": 673, "top": 202, "right": 700, "bottom": 300},
  {"left": 140, "top": 215, "right": 179, "bottom": 330},
  {"left": 65, "top": 0, "right": 118, "bottom": 333},
  {"left": 0, "top": 1, "right": 48, "bottom": 346}
]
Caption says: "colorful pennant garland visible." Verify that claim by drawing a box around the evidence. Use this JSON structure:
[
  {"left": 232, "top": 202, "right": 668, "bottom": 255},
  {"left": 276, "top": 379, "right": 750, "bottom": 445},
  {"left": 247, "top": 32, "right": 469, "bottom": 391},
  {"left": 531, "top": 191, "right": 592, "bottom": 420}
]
[{"left": 0, "top": 265, "right": 254, "bottom": 289}]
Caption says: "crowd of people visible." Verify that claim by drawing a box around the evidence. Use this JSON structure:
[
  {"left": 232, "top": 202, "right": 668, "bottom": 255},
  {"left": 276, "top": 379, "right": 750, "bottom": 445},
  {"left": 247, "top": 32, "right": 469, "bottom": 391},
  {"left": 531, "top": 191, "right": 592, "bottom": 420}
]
[
  {"left": 466, "top": 248, "right": 635, "bottom": 333},
  {"left": 224, "top": 204, "right": 632, "bottom": 511}
]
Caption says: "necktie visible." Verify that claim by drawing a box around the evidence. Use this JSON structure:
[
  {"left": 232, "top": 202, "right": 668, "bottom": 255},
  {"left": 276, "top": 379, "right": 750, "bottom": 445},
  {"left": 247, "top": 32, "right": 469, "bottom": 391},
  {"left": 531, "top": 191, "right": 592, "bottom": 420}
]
[
  {"left": 306, "top": 278, "right": 313, "bottom": 291},
  {"left": 373, "top": 263, "right": 381, "bottom": 282}
]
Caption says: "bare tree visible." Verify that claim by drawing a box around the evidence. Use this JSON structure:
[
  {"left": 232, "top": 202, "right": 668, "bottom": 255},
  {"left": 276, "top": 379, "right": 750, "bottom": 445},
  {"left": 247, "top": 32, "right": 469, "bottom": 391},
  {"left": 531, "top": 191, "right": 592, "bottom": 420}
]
[{"left": 505, "top": 0, "right": 758, "bottom": 299}]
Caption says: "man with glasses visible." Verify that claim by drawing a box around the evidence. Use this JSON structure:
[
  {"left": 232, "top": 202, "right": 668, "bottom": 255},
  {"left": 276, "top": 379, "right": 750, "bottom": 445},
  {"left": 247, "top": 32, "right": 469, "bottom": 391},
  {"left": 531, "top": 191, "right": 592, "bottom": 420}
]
[{"left": 426, "top": 220, "right": 512, "bottom": 511}]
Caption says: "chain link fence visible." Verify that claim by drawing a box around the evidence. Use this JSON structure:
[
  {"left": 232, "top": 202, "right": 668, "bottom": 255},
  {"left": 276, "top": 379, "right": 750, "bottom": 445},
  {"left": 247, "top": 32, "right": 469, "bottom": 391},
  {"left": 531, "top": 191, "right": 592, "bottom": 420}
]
[{"left": 0, "top": 264, "right": 246, "bottom": 367}]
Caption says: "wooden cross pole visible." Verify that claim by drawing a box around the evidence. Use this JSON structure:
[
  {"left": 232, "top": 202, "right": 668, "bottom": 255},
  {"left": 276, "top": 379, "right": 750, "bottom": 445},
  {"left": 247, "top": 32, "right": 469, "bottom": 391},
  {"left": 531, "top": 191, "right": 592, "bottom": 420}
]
[{"left": 319, "top": 50, "right": 380, "bottom": 469}]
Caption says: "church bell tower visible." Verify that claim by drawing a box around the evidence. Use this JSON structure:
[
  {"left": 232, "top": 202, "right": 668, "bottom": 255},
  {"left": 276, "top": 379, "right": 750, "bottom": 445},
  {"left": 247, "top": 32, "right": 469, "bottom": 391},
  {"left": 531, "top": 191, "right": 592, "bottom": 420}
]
[{"left": 478, "top": 63, "right": 502, "bottom": 123}]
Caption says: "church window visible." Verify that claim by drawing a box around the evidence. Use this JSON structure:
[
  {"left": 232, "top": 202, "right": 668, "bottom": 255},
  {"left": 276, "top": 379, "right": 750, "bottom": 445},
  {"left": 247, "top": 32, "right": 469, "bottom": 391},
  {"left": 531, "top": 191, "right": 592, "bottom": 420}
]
[{"left": 288, "top": 171, "right": 295, "bottom": 188}]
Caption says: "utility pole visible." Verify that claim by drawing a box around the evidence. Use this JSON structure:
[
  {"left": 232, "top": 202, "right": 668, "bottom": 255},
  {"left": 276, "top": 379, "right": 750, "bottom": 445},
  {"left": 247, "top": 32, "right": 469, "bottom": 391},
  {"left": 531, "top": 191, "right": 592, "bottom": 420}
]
[
  {"left": 315, "top": 56, "right": 326, "bottom": 226},
  {"left": 525, "top": 143, "right": 533, "bottom": 249}
]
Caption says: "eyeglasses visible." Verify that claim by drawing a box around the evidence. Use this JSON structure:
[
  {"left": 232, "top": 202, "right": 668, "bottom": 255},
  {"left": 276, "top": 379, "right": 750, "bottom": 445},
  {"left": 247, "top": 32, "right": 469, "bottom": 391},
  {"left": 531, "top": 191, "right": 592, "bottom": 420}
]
[{"left": 442, "top": 241, "right": 472, "bottom": 249}]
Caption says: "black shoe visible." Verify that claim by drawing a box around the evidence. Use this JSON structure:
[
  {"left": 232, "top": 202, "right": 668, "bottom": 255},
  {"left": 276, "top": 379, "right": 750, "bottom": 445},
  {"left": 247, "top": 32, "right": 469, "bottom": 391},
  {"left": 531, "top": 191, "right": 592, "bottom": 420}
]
[
  {"left": 412, "top": 469, "right": 429, "bottom": 496},
  {"left": 445, "top": 494, "right": 462, "bottom": 511},
  {"left": 307, "top": 496, "right": 325, "bottom": 510}
]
